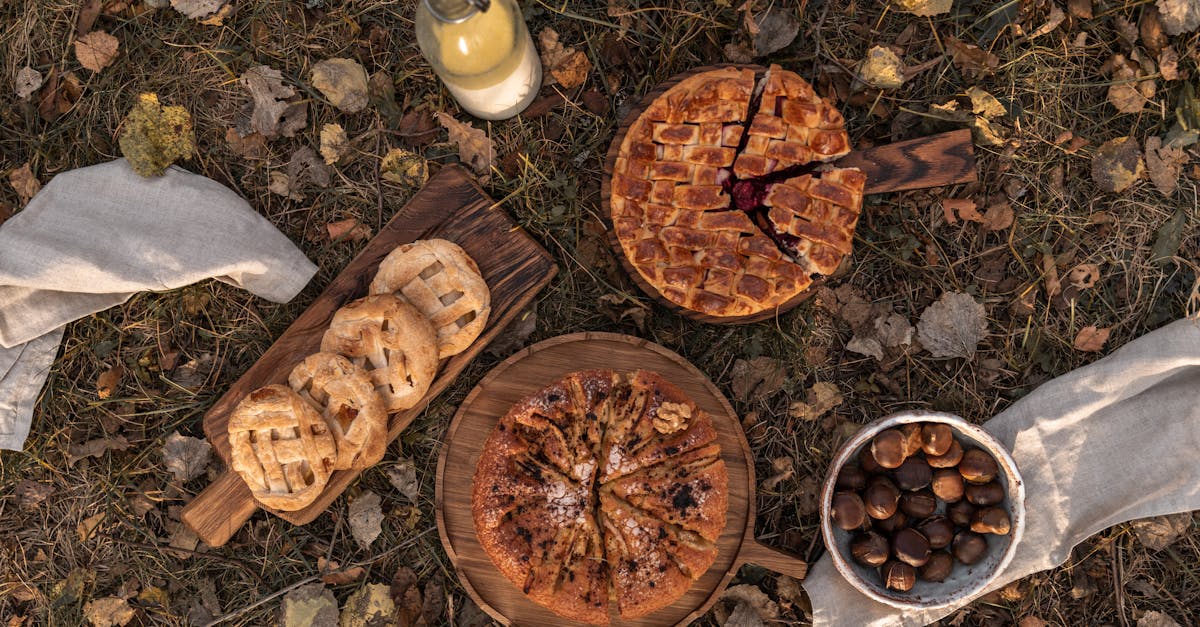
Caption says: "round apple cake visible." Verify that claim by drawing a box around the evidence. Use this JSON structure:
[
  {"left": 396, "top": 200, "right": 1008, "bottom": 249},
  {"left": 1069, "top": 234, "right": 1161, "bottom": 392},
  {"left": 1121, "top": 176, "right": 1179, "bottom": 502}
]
[
  {"left": 609, "top": 64, "right": 867, "bottom": 318},
  {"left": 472, "top": 369, "right": 729, "bottom": 624}
]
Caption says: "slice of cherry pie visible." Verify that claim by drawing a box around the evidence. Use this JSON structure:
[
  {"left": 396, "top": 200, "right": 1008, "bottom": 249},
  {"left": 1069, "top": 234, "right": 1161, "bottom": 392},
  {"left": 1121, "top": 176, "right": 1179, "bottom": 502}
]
[{"left": 609, "top": 64, "right": 866, "bottom": 317}]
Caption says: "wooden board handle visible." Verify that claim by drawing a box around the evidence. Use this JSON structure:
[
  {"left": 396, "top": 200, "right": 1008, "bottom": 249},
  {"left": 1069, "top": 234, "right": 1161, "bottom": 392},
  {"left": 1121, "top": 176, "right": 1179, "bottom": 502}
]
[
  {"left": 738, "top": 539, "right": 809, "bottom": 581},
  {"left": 181, "top": 472, "right": 258, "bottom": 548},
  {"left": 838, "top": 129, "right": 977, "bottom": 195}
]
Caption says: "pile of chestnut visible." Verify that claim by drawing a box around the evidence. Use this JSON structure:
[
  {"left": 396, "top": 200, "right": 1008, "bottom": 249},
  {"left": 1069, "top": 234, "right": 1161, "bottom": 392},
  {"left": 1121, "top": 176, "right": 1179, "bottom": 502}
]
[{"left": 829, "top": 422, "right": 1013, "bottom": 592}]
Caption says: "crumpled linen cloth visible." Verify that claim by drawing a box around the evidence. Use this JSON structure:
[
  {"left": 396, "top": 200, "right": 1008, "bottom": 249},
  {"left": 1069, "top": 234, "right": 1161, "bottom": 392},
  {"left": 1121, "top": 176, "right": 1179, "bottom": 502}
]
[
  {"left": 805, "top": 317, "right": 1200, "bottom": 626},
  {"left": 0, "top": 159, "right": 317, "bottom": 451}
]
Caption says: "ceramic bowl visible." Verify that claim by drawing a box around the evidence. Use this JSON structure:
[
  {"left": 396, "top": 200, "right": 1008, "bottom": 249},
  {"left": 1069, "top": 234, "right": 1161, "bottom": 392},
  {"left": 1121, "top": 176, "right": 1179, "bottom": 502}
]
[{"left": 819, "top": 410, "right": 1025, "bottom": 610}]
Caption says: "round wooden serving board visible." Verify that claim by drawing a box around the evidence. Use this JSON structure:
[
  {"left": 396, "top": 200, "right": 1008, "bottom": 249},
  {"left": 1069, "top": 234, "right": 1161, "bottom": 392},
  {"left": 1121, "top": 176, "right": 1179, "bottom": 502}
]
[
  {"left": 600, "top": 65, "right": 977, "bottom": 325},
  {"left": 436, "top": 332, "right": 807, "bottom": 626}
]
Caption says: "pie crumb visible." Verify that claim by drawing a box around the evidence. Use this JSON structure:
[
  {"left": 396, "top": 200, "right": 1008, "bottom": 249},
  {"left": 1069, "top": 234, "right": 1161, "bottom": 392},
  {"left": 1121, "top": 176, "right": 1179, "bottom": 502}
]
[{"left": 653, "top": 402, "right": 692, "bottom": 434}]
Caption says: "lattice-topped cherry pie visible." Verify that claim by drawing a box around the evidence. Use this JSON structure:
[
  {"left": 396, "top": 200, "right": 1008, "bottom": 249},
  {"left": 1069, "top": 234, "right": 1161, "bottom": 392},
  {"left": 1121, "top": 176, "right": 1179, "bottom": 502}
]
[{"left": 610, "top": 65, "right": 866, "bottom": 317}]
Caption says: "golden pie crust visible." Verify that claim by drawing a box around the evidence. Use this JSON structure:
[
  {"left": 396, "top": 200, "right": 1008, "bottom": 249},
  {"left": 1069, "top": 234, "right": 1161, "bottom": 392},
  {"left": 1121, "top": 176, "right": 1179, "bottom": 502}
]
[
  {"left": 228, "top": 384, "right": 338, "bottom": 511},
  {"left": 472, "top": 370, "right": 728, "bottom": 624},
  {"left": 610, "top": 64, "right": 866, "bottom": 317},
  {"left": 320, "top": 294, "right": 439, "bottom": 412},
  {"left": 369, "top": 238, "right": 491, "bottom": 358},
  {"left": 288, "top": 352, "right": 388, "bottom": 470}
]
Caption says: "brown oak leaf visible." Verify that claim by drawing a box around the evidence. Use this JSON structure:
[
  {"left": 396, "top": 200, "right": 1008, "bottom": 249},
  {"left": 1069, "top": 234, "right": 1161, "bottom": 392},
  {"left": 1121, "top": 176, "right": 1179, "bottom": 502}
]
[{"left": 435, "top": 113, "right": 495, "bottom": 175}]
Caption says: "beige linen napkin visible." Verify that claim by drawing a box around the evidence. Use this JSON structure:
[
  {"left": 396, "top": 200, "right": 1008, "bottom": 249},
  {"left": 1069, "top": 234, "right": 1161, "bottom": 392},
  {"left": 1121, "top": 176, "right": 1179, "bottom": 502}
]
[
  {"left": 0, "top": 159, "right": 317, "bottom": 450},
  {"left": 804, "top": 317, "right": 1200, "bottom": 626}
]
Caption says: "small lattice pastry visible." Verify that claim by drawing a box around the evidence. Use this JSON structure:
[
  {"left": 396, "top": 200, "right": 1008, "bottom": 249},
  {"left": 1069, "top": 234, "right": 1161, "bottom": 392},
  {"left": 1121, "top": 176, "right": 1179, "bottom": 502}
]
[
  {"left": 473, "top": 369, "right": 727, "bottom": 624},
  {"left": 288, "top": 352, "right": 388, "bottom": 470},
  {"left": 369, "top": 239, "right": 490, "bottom": 359},
  {"left": 320, "top": 294, "right": 439, "bottom": 412},
  {"left": 228, "top": 384, "right": 337, "bottom": 511},
  {"left": 609, "top": 64, "right": 866, "bottom": 317}
]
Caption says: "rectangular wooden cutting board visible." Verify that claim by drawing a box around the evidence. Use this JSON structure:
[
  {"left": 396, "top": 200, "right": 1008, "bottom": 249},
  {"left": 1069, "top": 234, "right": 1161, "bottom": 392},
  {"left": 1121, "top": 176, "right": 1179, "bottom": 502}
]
[{"left": 181, "top": 165, "right": 557, "bottom": 547}]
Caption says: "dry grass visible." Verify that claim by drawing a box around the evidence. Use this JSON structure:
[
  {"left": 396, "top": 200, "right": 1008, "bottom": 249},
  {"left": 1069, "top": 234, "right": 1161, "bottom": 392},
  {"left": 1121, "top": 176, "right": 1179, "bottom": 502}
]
[{"left": 2, "top": 0, "right": 1198, "bottom": 625}]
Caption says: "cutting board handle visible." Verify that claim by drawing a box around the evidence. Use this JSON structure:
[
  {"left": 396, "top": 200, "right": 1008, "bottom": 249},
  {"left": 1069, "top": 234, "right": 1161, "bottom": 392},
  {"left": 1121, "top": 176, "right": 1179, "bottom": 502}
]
[
  {"left": 738, "top": 538, "right": 809, "bottom": 581},
  {"left": 181, "top": 471, "right": 258, "bottom": 548}
]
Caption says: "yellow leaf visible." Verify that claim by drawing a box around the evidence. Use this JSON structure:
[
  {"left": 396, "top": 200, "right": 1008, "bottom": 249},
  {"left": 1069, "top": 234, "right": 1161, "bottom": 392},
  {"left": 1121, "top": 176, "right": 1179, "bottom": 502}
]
[
  {"left": 118, "top": 93, "right": 196, "bottom": 177},
  {"left": 380, "top": 148, "right": 428, "bottom": 186},
  {"left": 78, "top": 512, "right": 106, "bottom": 542},
  {"left": 858, "top": 46, "right": 906, "bottom": 89},
  {"left": 319, "top": 123, "right": 349, "bottom": 165},
  {"left": 538, "top": 28, "right": 592, "bottom": 89}
]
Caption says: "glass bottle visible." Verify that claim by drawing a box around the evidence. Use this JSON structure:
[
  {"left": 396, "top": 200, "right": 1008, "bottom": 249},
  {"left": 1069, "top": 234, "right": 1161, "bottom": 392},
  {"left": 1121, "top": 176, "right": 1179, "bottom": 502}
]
[{"left": 415, "top": 0, "right": 542, "bottom": 120}]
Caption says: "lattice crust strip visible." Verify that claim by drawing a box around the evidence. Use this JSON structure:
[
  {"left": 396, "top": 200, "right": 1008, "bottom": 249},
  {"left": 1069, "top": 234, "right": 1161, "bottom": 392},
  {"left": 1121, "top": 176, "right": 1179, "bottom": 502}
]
[
  {"left": 228, "top": 384, "right": 337, "bottom": 511},
  {"left": 320, "top": 294, "right": 439, "bottom": 412},
  {"left": 288, "top": 351, "right": 388, "bottom": 470},
  {"left": 370, "top": 239, "right": 491, "bottom": 359},
  {"left": 609, "top": 64, "right": 865, "bottom": 317}
]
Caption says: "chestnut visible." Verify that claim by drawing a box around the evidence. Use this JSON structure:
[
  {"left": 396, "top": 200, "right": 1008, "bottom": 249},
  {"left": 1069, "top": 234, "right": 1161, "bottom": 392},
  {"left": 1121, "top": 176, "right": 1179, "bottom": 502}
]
[
  {"left": 873, "top": 510, "right": 909, "bottom": 535},
  {"left": 871, "top": 429, "right": 908, "bottom": 469},
  {"left": 952, "top": 531, "right": 988, "bottom": 565},
  {"left": 849, "top": 531, "right": 890, "bottom": 567},
  {"left": 859, "top": 446, "right": 886, "bottom": 474},
  {"left": 959, "top": 448, "right": 999, "bottom": 484},
  {"left": 899, "top": 423, "right": 925, "bottom": 457},
  {"left": 965, "top": 481, "right": 1005, "bottom": 506},
  {"left": 917, "top": 516, "right": 955, "bottom": 550},
  {"left": 947, "top": 500, "right": 975, "bottom": 527},
  {"left": 831, "top": 491, "right": 868, "bottom": 530},
  {"left": 899, "top": 490, "right": 938, "bottom": 519},
  {"left": 970, "top": 507, "right": 1012, "bottom": 535},
  {"left": 930, "top": 468, "right": 965, "bottom": 503},
  {"left": 881, "top": 560, "right": 916, "bottom": 592},
  {"left": 892, "top": 457, "right": 933, "bottom": 491},
  {"left": 892, "top": 528, "right": 932, "bottom": 567},
  {"left": 919, "top": 551, "right": 954, "bottom": 582},
  {"left": 927, "top": 439, "right": 964, "bottom": 468},
  {"left": 836, "top": 465, "right": 868, "bottom": 492},
  {"left": 921, "top": 423, "right": 954, "bottom": 456},
  {"left": 863, "top": 477, "right": 900, "bottom": 520}
]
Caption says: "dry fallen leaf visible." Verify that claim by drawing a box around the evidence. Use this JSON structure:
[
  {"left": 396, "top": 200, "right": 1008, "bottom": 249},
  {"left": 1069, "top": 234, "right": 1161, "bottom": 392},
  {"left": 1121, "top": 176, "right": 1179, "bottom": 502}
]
[
  {"left": 316, "top": 557, "right": 365, "bottom": 586},
  {"left": 1042, "top": 253, "right": 1062, "bottom": 300},
  {"left": 225, "top": 127, "right": 267, "bottom": 159},
  {"left": 980, "top": 201, "right": 1014, "bottom": 231},
  {"left": 319, "top": 123, "right": 348, "bottom": 165},
  {"left": 391, "top": 566, "right": 424, "bottom": 627},
  {"left": 348, "top": 490, "right": 384, "bottom": 550},
  {"left": 1073, "top": 325, "right": 1111, "bottom": 352},
  {"left": 892, "top": 0, "right": 952, "bottom": 16},
  {"left": 96, "top": 364, "right": 125, "bottom": 399},
  {"left": 1130, "top": 513, "right": 1192, "bottom": 551},
  {"left": 15, "top": 66, "right": 43, "bottom": 100},
  {"left": 942, "top": 197, "right": 978, "bottom": 223},
  {"left": 846, "top": 335, "right": 885, "bottom": 360},
  {"left": 380, "top": 148, "right": 429, "bottom": 187},
  {"left": 283, "top": 146, "right": 331, "bottom": 199},
  {"left": 1106, "top": 54, "right": 1154, "bottom": 114},
  {"left": 1019, "top": 616, "right": 1050, "bottom": 627},
  {"left": 858, "top": 46, "right": 906, "bottom": 89},
  {"left": 435, "top": 112, "right": 495, "bottom": 175},
  {"left": 325, "top": 218, "right": 372, "bottom": 243},
  {"left": 83, "top": 596, "right": 135, "bottom": 627},
  {"left": 966, "top": 86, "right": 1006, "bottom": 118},
  {"left": 1029, "top": 5, "right": 1067, "bottom": 38},
  {"left": 268, "top": 172, "right": 301, "bottom": 201},
  {"left": 538, "top": 28, "right": 592, "bottom": 89},
  {"left": 1151, "top": 208, "right": 1187, "bottom": 265},
  {"left": 1157, "top": 0, "right": 1200, "bottom": 35},
  {"left": 945, "top": 36, "right": 999, "bottom": 79},
  {"left": 751, "top": 5, "right": 801, "bottom": 56},
  {"left": 1138, "top": 610, "right": 1183, "bottom": 627},
  {"left": 78, "top": 512, "right": 106, "bottom": 542},
  {"left": 729, "top": 356, "right": 787, "bottom": 403},
  {"left": 760, "top": 457, "right": 794, "bottom": 492},
  {"left": 8, "top": 163, "right": 41, "bottom": 205},
  {"left": 240, "top": 66, "right": 298, "bottom": 139},
  {"left": 421, "top": 575, "right": 446, "bottom": 626},
  {"left": 1066, "top": 263, "right": 1101, "bottom": 289},
  {"left": 310, "top": 58, "right": 370, "bottom": 113},
  {"left": 1092, "top": 137, "right": 1144, "bottom": 193},
  {"left": 280, "top": 583, "right": 338, "bottom": 627},
  {"left": 16, "top": 480, "right": 53, "bottom": 509},
  {"left": 875, "top": 311, "right": 915, "bottom": 347},
  {"left": 38, "top": 68, "right": 83, "bottom": 121},
  {"left": 788, "top": 381, "right": 844, "bottom": 421},
  {"left": 1159, "top": 46, "right": 1179, "bottom": 81},
  {"left": 118, "top": 93, "right": 195, "bottom": 177},
  {"left": 1067, "top": 0, "right": 1092, "bottom": 18},
  {"left": 162, "top": 431, "right": 212, "bottom": 482},
  {"left": 917, "top": 292, "right": 988, "bottom": 359},
  {"left": 721, "top": 584, "right": 780, "bottom": 624},
  {"left": 75, "top": 31, "right": 119, "bottom": 73},
  {"left": 171, "top": 0, "right": 227, "bottom": 19},
  {"left": 68, "top": 436, "right": 131, "bottom": 464},
  {"left": 386, "top": 459, "right": 420, "bottom": 503},
  {"left": 341, "top": 584, "right": 396, "bottom": 627},
  {"left": 1144, "top": 136, "right": 1188, "bottom": 196}
]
